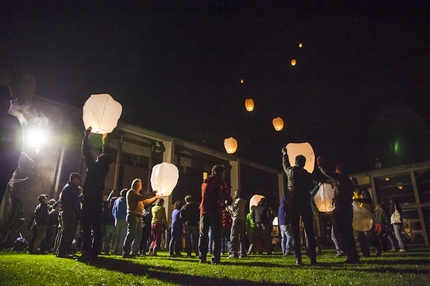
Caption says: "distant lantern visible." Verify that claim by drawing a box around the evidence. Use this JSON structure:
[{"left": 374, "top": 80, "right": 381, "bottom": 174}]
[
  {"left": 291, "top": 59, "right": 297, "bottom": 66},
  {"left": 83, "top": 94, "right": 122, "bottom": 134},
  {"left": 150, "top": 162, "right": 179, "bottom": 197},
  {"left": 240, "top": 79, "right": 244, "bottom": 84},
  {"left": 286, "top": 142, "right": 315, "bottom": 173},
  {"left": 298, "top": 43, "right": 303, "bottom": 48},
  {"left": 224, "top": 137, "right": 238, "bottom": 154},
  {"left": 272, "top": 117, "right": 284, "bottom": 131},
  {"left": 244, "top": 98, "right": 254, "bottom": 112}
]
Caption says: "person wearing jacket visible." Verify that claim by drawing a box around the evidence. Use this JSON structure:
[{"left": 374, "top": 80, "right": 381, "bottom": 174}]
[
  {"left": 278, "top": 196, "right": 292, "bottom": 256},
  {"left": 228, "top": 189, "right": 247, "bottom": 258},
  {"left": 389, "top": 198, "right": 407, "bottom": 252},
  {"left": 198, "top": 165, "right": 233, "bottom": 265},
  {"left": 251, "top": 198, "right": 272, "bottom": 255},
  {"left": 282, "top": 147, "right": 317, "bottom": 265},
  {"left": 112, "top": 189, "right": 127, "bottom": 255},
  {"left": 180, "top": 195, "right": 200, "bottom": 257}
]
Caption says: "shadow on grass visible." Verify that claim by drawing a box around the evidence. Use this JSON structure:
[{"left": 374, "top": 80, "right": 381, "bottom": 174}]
[{"left": 83, "top": 257, "right": 296, "bottom": 286}]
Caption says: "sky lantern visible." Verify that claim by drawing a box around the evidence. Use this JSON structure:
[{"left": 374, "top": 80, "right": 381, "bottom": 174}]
[
  {"left": 272, "top": 117, "right": 284, "bottom": 131},
  {"left": 313, "top": 183, "right": 335, "bottom": 212},
  {"left": 352, "top": 202, "right": 373, "bottom": 232},
  {"left": 249, "top": 194, "right": 264, "bottom": 210},
  {"left": 150, "top": 162, "right": 179, "bottom": 196},
  {"left": 83, "top": 94, "right": 122, "bottom": 134},
  {"left": 286, "top": 142, "right": 315, "bottom": 173},
  {"left": 240, "top": 78, "right": 244, "bottom": 84},
  {"left": 244, "top": 98, "right": 254, "bottom": 112},
  {"left": 291, "top": 59, "right": 297, "bottom": 66},
  {"left": 298, "top": 42, "right": 303, "bottom": 48},
  {"left": 224, "top": 137, "right": 238, "bottom": 154}
]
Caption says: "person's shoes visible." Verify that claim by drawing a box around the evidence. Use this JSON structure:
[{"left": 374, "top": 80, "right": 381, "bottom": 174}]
[
  {"left": 375, "top": 249, "right": 381, "bottom": 257},
  {"left": 175, "top": 253, "right": 183, "bottom": 257},
  {"left": 78, "top": 253, "right": 95, "bottom": 262},
  {"left": 211, "top": 260, "right": 220, "bottom": 265},
  {"left": 148, "top": 249, "right": 155, "bottom": 256},
  {"left": 122, "top": 252, "right": 134, "bottom": 259},
  {"left": 310, "top": 258, "right": 318, "bottom": 266},
  {"left": 344, "top": 257, "right": 360, "bottom": 264},
  {"left": 57, "top": 253, "right": 74, "bottom": 258},
  {"left": 239, "top": 253, "right": 247, "bottom": 258},
  {"left": 295, "top": 259, "right": 303, "bottom": 266},
  {"left": 199, "top": 258, "right": 207, "bottom": 263},
  {"left": 169, "top": 253, "right": 175, "bottom": 257},
  {"left": 186, "top": 254, "right": 192, "bottom": 258},
  {"left": 335, "top": 252, "right": 346, "bottom": 258},
  {"left": 390, "top": 249, "right": 397, "bottom": 252},
  {"left": 399, "top": 249, "right": 407, "bottom": 252},
  {"left": 228, "top": 254, "right": 238, "bottom": 259}
]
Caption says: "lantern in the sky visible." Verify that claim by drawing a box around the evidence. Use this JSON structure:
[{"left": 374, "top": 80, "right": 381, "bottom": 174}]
[
  {"left": 240, "top": 79, "right": 244, "bottom": 84},
  {"left": 298, "top": 43, "right": 303, "bottom": 48},
  {"left": 83, "top": 94, "right": 122, "bottom": 134},
  {"left": 313, "top": 183, "right": 335, "bottom": 212},
  {"left": 150, "top": 162, "right": 179, "bottom": 197},
  {"left": 272, "top": 117, "right": 284, "bottom": 131},
  {"left": 244, "top": 98, "right": 254, "bottom": 112},
  {"left": 249, "top": 194, "right": 264, "bottom": 210},
  {"left": 286, "top": 142, "right": 315, "bottom": 173},
  {"left": 224, "top": 137, "right": 238, "bottom": 154},
  {"left": 291, "top": 59, "right": 297, "bottom": 66}
]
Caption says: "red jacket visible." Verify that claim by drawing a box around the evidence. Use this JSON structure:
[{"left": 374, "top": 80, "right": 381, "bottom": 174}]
[{"left": 200, "top": 175, "right": 232, "bottom": 214}]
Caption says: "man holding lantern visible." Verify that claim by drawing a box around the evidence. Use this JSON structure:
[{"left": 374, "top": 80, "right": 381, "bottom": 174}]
[{"left": 78, "top": 127, "right": 113, "bottom": 262}]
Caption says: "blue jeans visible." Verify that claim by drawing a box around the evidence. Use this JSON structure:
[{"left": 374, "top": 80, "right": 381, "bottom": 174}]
[
  {"left": 199, "top": 212, "right": 222, "bottom": 263},
  {"left": 184, "top": 225, "right": 199, "bottom": 256},
  {"left": 279, "top": 224, "right": 292, "bottom": 254},
  {"left": 392, "top": 223, "right": 405, "bottom": 250},
  {"left": 123, "top": 214, "right": 143, "bottom": 255}
]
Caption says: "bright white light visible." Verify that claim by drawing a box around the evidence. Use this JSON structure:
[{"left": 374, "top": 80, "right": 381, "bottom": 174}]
[{"left": 26, "top": 128, "right": 48, "bottom": 153}]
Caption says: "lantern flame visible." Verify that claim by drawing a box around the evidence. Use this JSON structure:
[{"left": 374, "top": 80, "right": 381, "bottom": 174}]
[
  {"left": 244, "top": 98, "right": 254, "bottom": 112},
  {"left": 224, "top": 137, "right": 238, "bottom": 154},
  {"left": 272, "top": 117, "right": 284, "bottom": 131}
]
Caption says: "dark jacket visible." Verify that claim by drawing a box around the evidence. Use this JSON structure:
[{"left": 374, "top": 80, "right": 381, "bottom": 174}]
[
  {"left": 199, "top": 174, "right": 232, "bottom": 214},
  {"left": 278, "top": 196, "right": 290, "bottom": 225},
  {"left": 81, "top": 135, "right": 112, "bottom": 202},
  {"left": 252, "top": 199, "right": 270, "bottom": 224},
  {"left": 318, "top": 165, "right": 354, "bottom": 210},
  {"left": 60, "top": 181, "right": 81, "bottom": 212},
  {"left": 282, "top": 154, "right": 314, "bottom": 203},
  {"left": 180, "top": 202, "right": 200, "bottom": 226}
]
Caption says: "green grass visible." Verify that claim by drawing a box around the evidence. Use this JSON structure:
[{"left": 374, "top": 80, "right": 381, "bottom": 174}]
[{"left": 0, "top": 248, "right": 429, "bottom": 285}]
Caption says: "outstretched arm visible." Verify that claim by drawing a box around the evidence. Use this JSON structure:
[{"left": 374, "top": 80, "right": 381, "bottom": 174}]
[{"left": 281, "top": 147, "right": 291, "bottom": 173}]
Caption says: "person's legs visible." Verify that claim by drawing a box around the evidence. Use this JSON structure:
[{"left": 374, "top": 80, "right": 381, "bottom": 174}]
[
  {"left": 392, "top": 224, "right": 405, "bottom": 250},
  {"left": 123, "top": 214, "right": 137, "bottom": 256},
  {"left": 198, "top": 214, "right": 209, "bottom": 262},
  {"left": 210, "top": 212, "right": 222, "bottom": 264},
  {"left": 280, "top": 224, "right": 287, "bottom": 254},
  {"left": 301, "top": 207, "right": 316, "bottom": 263},
  {"left": 190, "top": 226, "right": 199, "bottom": 256},
  {"left": 289, "top": 206, "right": 302, "bottom": 263},
  {"left": 131, "top": 219, "right": 143, "bottom": 255},
  {"left": 229, "top": 219, "right": 239, "bottom": 257}
]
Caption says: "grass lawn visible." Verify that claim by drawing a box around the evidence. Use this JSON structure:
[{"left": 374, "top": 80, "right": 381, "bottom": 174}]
[{"left": 0, "top": 248, "right": 429, "bottom": 286}]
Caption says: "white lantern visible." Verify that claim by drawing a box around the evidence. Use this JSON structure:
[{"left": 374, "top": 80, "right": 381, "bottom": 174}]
[
  {"left": 291, "top": 59, "right": 297, "bottom": 66},
  {"left": 249, "top": 194, "right": 264, "bottom": 210},
  {"left": 244, "top": 98, "right": 254, "bottom": 112},
  {"left": 83, "top": 94, "right": 122, "bottom": 134},
  {"left": 272, "top": 217, "right": 278, "bottom": 226},
  {"left": 224, "top": 137, "right": 238, "bottom": 154},
  {"left": 352, "top": 202, "right": 373, "bottom": 232},
  {"left": 272, "top": 117, "right": 284, "bottom": 131},
  {"left": 150, "top": 162, "right": 179, "bottom": 197},
  {"left": 286, "top": 142, "right": 315, "bottom": 173},
  {"left": 313, "top": 183, "right": 335, "bottom": 212}
]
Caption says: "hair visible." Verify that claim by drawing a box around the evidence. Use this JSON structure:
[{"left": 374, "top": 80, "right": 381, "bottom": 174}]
[
  {"left": 120, "top": 188, "right": 128, "bottom": 198},
  {"left": 156, "top": 198, "right": 164, "bottom": 206},
  {"left": 295, "top": 155, "right": 306, "bottom": 168},
  {"left": 184, "top": 195, "right": 192, "bottom": 203},
  {"left": 211, "top": 165, "right": 226, "bottom": 175},
  {"left": 235, "top": 189, "right": 243, "bottom": 198},
  {"left": 174, "top": 200, "right": 184, "bottom": 210},
  {"left": 38, "top": 194, "right": 48, "bottom": 202},
  {"left": 131, "top": 178, "right": 141, "bottom": 189}
]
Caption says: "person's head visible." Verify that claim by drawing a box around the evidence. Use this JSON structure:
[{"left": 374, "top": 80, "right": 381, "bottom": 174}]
[
  {"left": 211, "top": 165, "right": 226, "bottom": 179},
  {"left": 174, "top": 200, "right": 184, "bottom": 210},
  {"left": 38, "top": 194, "right": 48, "bottom": 204},
  {"left": 156, "top": 198, "right": 164, "bottom": 206},
  {"left": 131, "top": 178, "right": 142, "bottom": 191},
  {"left": 295, "top": 155, "right": 306, "bottom": 168},
  {"left": 184, "top": 195, "right": 193, "bottom": 203},
  {"left": 234, "top": 189, "right": 242, "bottom": 199},
  {"left": 0, "top": 85, "right": 16, "bottom": 113},
  {"left": 120, "top": 188, "right": 128, "bottom": 198},
  {"left": 69, "top": 172, "right": 82, "bottom": 185},
  {"left": 335, "top": 163, "right": 347, "bottom": 175}
]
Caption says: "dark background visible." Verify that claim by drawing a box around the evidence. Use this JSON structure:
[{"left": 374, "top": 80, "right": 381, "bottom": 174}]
[{"left": 1, "top": 1, "right": 429, "bottom": 174}]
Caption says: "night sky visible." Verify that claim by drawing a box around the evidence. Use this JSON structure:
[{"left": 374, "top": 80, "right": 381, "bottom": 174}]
[{"left": 1, "top": 1, "right": 430, "bottom": 174}]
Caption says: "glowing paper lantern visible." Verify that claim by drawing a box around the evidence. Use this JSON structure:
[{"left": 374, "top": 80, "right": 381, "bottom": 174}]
[
  {"left": 272, "top": 217, "right": 278, "bottom": 226},
  {"left": 249, "top": 194, "right": 265, "bottom": 210},
  {"left": 240, "top": 79, "right": 244, "bottom": 84},
  {"left": 224, "top": 137, "right": 238, "bottom": 154},
  {"left": 244, "top": 98, "right": 254, "bottom": 112},
  {"left": 272, "top": 117, "right": 284, "bottom": 131},
  {"left": 291, "top": 59, "right": 297, "bottom": 66},
  {"left": 150, "top": 162, "right": 179, "bottom": 196},
  {"left": 352, "top": 202, "right": 373, "bottom": 232},
  {"left": 313, "top": 183, "right": 335, "bottom": 212},
  {"left": 286, "top": 142, "right": 315, "bottom": 173},
  {"left": 83, "top": 94, "right": 122, "bottom": 134},
  {"left": 298, "top": 43, "right": 303, "bottom": 48}
]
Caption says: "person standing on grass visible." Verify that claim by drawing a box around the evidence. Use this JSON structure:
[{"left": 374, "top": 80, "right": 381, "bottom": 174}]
[
  {"left": 123, "top": 179, "right": 159, "bottom": 258},
  {"left": 246, "top": 205, "right": 261, "bottom": 254},
  {"left": 140, "top": 204, "right": 153, "bottom": 255},
  {"left": 278, "top": 195, "right": 292, "bottom": 256},
  {"left": 228, "top": 189, "right": 247, "bottom": 258},
  {"left": 112, "top": 189, "right": 127, "bottom": 255},
  {"left": 57, "top": 172, "right": 82, "bottom": 258},
  {"left": 251, "top": 197, "right": 272, "bottom": 255},
  {"left": 180, "top": 195, "right": 200, "bottom": 257},
  {"left": 31, "top": 194, "right": 49, "bottom": 254},
  {"left": 169, "top": 200, "right": 184, "bottom": 256},
  {"left": 198, "top": 165, "right": 233, "bottom": 264},
  {"left": 282, "top": 147, "right": 317, "bottom": 265},
  {"left": 389, "top": 198, "right": 407, "bottom": 252},
  {"left": 317, "top": 156, "right": 360, "bottom": 264},
  {"left": 149, "top": 198, "right": 169, "bottom": 256},
  {"left": 79, "top": 127, "right": 112, "bottom": 262}
]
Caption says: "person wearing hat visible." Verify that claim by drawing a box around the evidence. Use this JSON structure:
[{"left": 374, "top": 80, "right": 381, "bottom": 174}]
[
  {"left": 0, "top": 84, "right": 23, "bottom": 205},
  {"left": 57, "top": 172, "right": 82, "bottom": 258}
]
